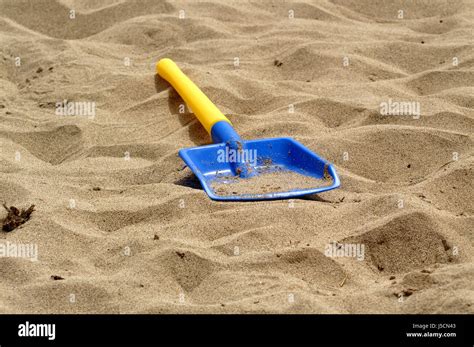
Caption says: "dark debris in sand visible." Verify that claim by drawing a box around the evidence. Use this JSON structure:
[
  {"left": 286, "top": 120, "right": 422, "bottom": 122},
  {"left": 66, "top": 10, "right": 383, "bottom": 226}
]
[{"left": 2, "top": 203, "right": 35, "bottom": 232}]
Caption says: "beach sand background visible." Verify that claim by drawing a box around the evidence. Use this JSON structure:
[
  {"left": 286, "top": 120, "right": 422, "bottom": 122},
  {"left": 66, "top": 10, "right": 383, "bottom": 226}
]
[{"left": 0, "top": 0, "right": 473, "bottom": 313}]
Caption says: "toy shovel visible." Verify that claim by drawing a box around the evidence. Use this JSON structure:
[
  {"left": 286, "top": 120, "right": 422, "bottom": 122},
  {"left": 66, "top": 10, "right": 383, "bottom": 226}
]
[{"left": 156, "top": 58, "right": 340, "bottom": 201}]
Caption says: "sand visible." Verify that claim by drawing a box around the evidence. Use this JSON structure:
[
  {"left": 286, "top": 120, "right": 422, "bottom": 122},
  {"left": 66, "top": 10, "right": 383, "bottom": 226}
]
[
  {"left": 211, "top": 169, "right": 331, "bottom": 196},
  {"left": 0, "top": 0, "right": 473, "bottom": 313}
]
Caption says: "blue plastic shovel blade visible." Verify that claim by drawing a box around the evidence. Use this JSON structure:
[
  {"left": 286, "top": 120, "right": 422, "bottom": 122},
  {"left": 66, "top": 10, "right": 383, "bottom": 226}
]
[{"left": 179, "top": 137, "right": 340, "bottom": 201}]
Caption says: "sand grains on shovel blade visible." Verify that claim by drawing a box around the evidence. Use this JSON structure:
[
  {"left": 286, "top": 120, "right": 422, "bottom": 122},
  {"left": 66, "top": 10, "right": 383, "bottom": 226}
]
[{"left": 210, "top": 169, "right": 332, "bottom": 196}]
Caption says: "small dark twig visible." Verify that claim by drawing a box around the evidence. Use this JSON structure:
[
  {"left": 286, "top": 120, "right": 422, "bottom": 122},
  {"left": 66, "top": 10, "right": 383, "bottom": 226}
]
[{"left": 2, "top": 203, "right": 35, "bottom": 232}]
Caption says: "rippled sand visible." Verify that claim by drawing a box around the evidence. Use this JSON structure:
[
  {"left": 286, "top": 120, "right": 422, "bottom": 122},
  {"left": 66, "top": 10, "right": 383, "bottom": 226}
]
[{"left": 0, "top": 0, "right": 473, "bottom": 313}]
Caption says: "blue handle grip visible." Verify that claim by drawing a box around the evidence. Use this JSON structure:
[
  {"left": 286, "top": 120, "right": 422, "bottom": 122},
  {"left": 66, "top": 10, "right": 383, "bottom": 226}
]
[
  {"left": 210, "top": 120, "right": 242, "bottom": 144},
  {"left": 210, "top": 121, "right": 253, "bottom": 177}
]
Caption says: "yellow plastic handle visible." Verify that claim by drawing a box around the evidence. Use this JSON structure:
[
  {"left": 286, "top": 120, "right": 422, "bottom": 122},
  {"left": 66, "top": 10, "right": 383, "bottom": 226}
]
[{"left": 156, "top": 58, "right": 232, "bottom": 134}]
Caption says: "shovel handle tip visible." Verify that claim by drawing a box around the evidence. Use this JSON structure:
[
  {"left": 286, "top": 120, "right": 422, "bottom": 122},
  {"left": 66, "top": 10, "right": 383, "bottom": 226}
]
[{"left": 156, "top": 58, "right": 232, "bottom": 135}]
